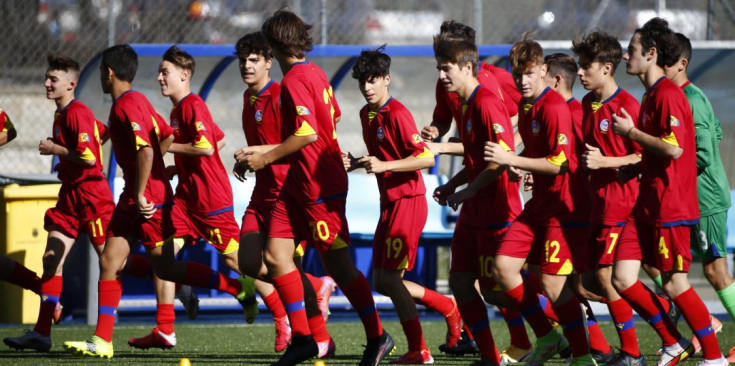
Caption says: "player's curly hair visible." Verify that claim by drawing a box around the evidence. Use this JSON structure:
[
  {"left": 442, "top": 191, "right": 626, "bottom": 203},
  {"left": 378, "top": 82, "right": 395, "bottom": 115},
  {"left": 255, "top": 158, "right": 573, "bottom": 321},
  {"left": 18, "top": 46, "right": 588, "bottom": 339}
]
[
  {"left": 163, "top": 45, "right": 195, "bottom": 76},
  {"left": 545, "top": 53, "right": 577, "bottom": 89},
  {"left": 635, "top": 17, "right": 681, "bottom": 68},
  {"left": 351, "top": 45, "right": 391, "bottom": 82},
  {"left": 674, "top": 32, "right": 692, "bottom": 63},
  {"left": 101, "top": 44, "right": 138, "bottom": 82},
  {"left": 433, "top": 35, "right": 478, "bottom": 77},
  {"left": 509, "top": 35, "right": 544, "bottom": 76},
  {"left": 571, "top": 30, "right": 622, "bottom": 74},
  {"left": 439, "top": 21, "right": 475, "bottom": 43},
  {"left": 261, "top": 9, "right": 313, "bottom": 59},
  {"left": 47, "top": 53, "right": 80, "bottom": 74},
  {"left": 235, "top": 32, "right": 273, "bottom": 61}
]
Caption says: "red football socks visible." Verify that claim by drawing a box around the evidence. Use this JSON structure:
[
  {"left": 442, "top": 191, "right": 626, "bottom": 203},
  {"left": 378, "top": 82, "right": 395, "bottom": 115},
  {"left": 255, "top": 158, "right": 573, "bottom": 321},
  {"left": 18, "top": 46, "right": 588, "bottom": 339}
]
[
  {"left": 95, "top": 280, "right": 122, "bottom": 342},
  {"left": 34, "top": 275, "right": 62, "bottom": 336}
]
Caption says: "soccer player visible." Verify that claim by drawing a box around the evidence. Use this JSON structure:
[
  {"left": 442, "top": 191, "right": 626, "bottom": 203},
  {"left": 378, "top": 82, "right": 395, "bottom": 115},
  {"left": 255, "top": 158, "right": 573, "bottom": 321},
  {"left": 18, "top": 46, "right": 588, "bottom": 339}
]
[
  {"left": 543, "top": 52, "right": 616, "bottom": 364},
  {"left": 431, "top": 36, "right": 521, "bottom": 366},
  {"left": 483, "top": 38, "right": 594, "bottom": 366},
  {"left": 3, "top": 54, "right": 115, "bottom": 353},
  {"left": 571, "top": 30, "right": 647, "bottom": 366},
  {"left": 63, "top": 44, "right": 250, "bottom": 359},
  {"left": 238, "top": 10, "right": 392, "bottom": 365},
  {"left": 233, "top": 32, "right": 336, "bottom": 356},
  {"left": 0, "top": 108, "right": 17, "bottom": 145},
  {"left": 664, "top": 32, "right": 734, "bottom": 361},
  {"left": 342, "top": 46, "right": 453, "bottom": 364},
  {"left": 611, "top": 18, "right": 726, "bottom": 366}
]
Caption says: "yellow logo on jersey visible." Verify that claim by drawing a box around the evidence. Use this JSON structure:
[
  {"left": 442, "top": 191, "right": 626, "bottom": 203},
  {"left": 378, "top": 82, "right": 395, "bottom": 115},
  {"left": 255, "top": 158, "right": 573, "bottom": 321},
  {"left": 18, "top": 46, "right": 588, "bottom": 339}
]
[
  {"left": 79, "top": 132, "right": 90, "bottom": 142},
  {"left": 492, "top": 123, "right": 505, "bottom": 133},
  {"left": 131, "top": 122, "right": 141, "bottom": 131},
  {"left": 296, "top": 106, "right": 311, "bottom": 116},
  {"left": 195, "top": 121, "right": 206, "bottom": 131},
  {"left": 670, "top": 115, "right": 680, "bottom": 127},
  {"left": 412, "top": 134, "right": 422, "bottom": 144},
  {"left": 557, "top": 133, "right": 568, "bottom": 145}
]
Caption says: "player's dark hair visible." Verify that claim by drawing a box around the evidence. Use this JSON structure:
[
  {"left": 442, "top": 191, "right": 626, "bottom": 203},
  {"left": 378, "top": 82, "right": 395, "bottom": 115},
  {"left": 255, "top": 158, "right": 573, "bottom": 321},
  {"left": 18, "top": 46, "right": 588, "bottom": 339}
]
[
  {"left": 571, "top": 30, "right": 622, "bottom": 74},
  {"left": 439, "top": 21, "right": 476, "bottom": 43},
  {"left": 545, "top": 53, "right": 577, "bottom": 89},
  {"left": 101, "top": 44, "right": 138, "bottom": 82},
  {"left": 674, "top": 32, "right": 692, "bottom": 63},
  {"left": 433, "top": 36, "right": 478, "bottom": 77},
  {"left": 351, "top": 45, "right": 391, "bottom": 82},
  {"left": 509, "top": 36, "right": 544, "bottom": 76},
  {"left": 163, "top": 45, "right": 196, "bottom": 76},
  {"left": 47, "top": 53, "right": 80, "bottom": 74},
  {"left": 635, "top": 17, "right": 681, "bottom": 68},
  {"left": 261, "top": 9, "right": 313, "bottom": 59},
  {"left": 236, "top": 32, "right": 273, "bottom": 61}
]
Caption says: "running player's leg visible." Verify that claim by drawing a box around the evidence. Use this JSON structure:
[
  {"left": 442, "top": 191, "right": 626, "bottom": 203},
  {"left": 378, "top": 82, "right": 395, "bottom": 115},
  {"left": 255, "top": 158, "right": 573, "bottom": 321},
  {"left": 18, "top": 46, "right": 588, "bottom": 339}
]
[{"left": 0, "top": 255, "right": 40, "bottom": 294}]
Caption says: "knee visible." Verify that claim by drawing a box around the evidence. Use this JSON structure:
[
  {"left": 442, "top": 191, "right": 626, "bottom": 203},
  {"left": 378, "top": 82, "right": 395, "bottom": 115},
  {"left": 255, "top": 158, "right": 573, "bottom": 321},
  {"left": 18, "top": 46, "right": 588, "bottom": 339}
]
[
  {"left": 611, "top": 270, "right": 632, "bottom": 292},
  {"left": 372, "top": 276, "right": 387, "bottom": 296},
  {"left": 703, "top": 262, "right": 721, "bottom": 283}
]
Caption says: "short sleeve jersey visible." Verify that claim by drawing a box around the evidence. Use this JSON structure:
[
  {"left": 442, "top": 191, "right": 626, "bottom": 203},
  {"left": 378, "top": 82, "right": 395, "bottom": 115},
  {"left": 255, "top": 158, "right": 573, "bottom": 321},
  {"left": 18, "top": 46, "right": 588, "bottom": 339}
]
[
  {"left": 460, "top": 86, "right": 522, "bottom": 226},
  {"left": 51, "top": 99, "right": 107, "bottom": 185},
  {"left": 360, "top": 97, "right": 431, "bottom": 204},
  {"left": 582, "top": 88, "right": 642, "bottom": 225},
  {"left": 108, "top": 90, "right": 173, "bottom": 206},
  {"left": 518, "top": 87, "right": 574, "bottom": 224},
  {"left": 483, "top": 62, "right": 522, "bottom": 107},
  {"left": 0, "top": 109, "right": 14, "bottom": 134},
  {"left": 636, "top": 77, "right": 699, "bottom": 224},
  {"left": 279, "top": 61, "right": 346, "bottom": 203},
  {"left": 433, "top": 63, "right": 517, "bottom": 137},
  {"left": 242, "top": 80, "right": 289, "bottom": 203},
  {"left": 563, "top": 97, "right": 592, "bottom": 222},
  {"left": 682, "top": 82, "right": 731, "bottom": 216},
  {"left": 170, "top": 93, "right": 233, "bottom": 214}
]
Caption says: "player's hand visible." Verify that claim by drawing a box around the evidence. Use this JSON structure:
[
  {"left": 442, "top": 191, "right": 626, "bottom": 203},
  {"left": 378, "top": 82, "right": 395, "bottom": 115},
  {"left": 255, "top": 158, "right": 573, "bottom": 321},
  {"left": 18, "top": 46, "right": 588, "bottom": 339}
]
[
  {"left": 137, "top": 194, "right": 156, "bottom": 220},
  {"left": 38, "top": 138, "right": 56, "bottom": 155},
  {"left": 342, "top": 150, "right": 359, "bottom": 172},
  {"left": 447, "top": 188, "right": 475, "bottom": 210},
  {"left": 242, "top": 152, "right": 268, "bottom": 172},
  {"left": 507, "top": 166, "right": 522, "bottom": 182},
  {"left": 232, "top": 162, "right": 249, "bottom": 182},
  {"left": 234, "top": 147, "right": 255, "bottom": 163},
  {"left": 484, "top": 141, "right": 513, "bottom": 165},
  {"left": 433, "top": 184, "right": 456, "bottom": 206},
  {"left": 358, "top": 156, "right": 386, "bottom": 174},
  {"left": 612, "top": 107, "right": 635, "bottom": 137},
  {"left": 582, "top": 143, "right": 605, "bottom": 170},
  {"left": 421, "top": 125, "right": 440, "bottom": 141},
  {"left": 164, "top": 165, "right": 177, "bottom": 180},
  {"left": 523, "top": 173, "right": 534, "bottom": 191}
]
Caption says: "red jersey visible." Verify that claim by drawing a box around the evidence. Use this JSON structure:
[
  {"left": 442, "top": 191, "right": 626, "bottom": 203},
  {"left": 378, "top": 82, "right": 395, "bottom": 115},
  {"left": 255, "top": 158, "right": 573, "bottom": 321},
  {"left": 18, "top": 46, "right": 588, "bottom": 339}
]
[
  {"left": 460, "top": 86, "right": 521, "bottom": 226},
  {"left": 563, "top": 97, "right": 592, "bottom": 222},
  {"left": 636, "top": 77, "right": 699, "bottom": 225},
  {"left": 279, "top": 61, "right": 346, "bottom": 203},
  {"left": 483, "top": 62, "right": 522, "bottom": 106},
  {"left": 433, "top": 62, "right": 517, "bottom": 138},
  {"left": 360, "top": 97, "right": 431, "bottom": 204},
  {"left": 582, "top": 88, "right": 642, "bottom": 225},
  {"left": 0, "top": 108, "right": 13, "bottom": 134},
  {"left": 518, "top": 87, "right": 574, "bottom": 224},
  {"left": 50, "top": 99, "right": 107, "bottom": 185},
  {"left": 108, "top": 90, "right": 173, "bottom": 206},
  {"left": 242, "top": 80, "right": 289, "bottom": 202},
  {"left": 170, "top": 93, "right": 233, "bottom": 214}
]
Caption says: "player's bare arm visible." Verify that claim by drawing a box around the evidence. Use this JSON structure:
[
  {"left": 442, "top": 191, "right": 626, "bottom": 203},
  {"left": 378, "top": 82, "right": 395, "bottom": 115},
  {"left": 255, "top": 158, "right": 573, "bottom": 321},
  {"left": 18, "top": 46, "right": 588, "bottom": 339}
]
[
  {"left": 242, "top": 134, "right": 315, "bottom": 171},
  {"left": 234, "top": 144, "right": 280, "bottom": 162},
  {"left": 217, "top": 138, "right": 226, "bottom": 150},
  {"left": 446, "top": 161, "right": 505, "bottom": 209},
  {"left": 420, "top": 122, "right": 449, "bottom": 141},
  {"left": 135, "top": 146, "right": 156, "bottom": 219},
  {"left": 484, "top": 141, "right": 565, "bottom": 175},
  {"left": 612, "top": 107, "right": 682, "bottom": 159},
  {"left": 358, "top": 154, "right": 434, "bottom": 174},
  {"left": 168, "top": 141, "right": 214, "bottom": 157},
  {"left": 425, "top": 141, "right": 464, "bottom": 156},
  {"left": 433, "top": 168, "right": 468, "bottom": 206},
  {"left": 38, "top": 138, "right": 95, "bottom": 166},
  {"left": 582, "top": 143, "right": 641, "bottom": 170},
  {"left": 342, "top": 150, "right": 360, "bottom": 172},
  {"left": 159, "top": 133, "right": 174, "bottom": 155}
]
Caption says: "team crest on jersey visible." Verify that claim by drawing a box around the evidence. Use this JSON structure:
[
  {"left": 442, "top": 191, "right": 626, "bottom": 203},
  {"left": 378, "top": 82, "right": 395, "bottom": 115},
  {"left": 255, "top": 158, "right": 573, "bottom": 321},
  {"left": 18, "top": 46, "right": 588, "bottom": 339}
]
[
  {"left": 255, "top": 110, "right": 263, "bottom": 124},
  {"left": 54, "top": 126, "right": 61, "bottom": 138},
  {"left": 377, "top": 127, "right": 385, "bottom": 141},
  {"left": 599, "top": 119, "right": 610, "bottom": 133},
  {"left": 412, "top": 134, "right": 422, "bottom": 144},
  {"left": 531, "top": 120, "right": 540, "bottom": 134},
  {"left": 296, "top": 106, "right": 310, "bottom": 116},
  {"left": 466, "top": 120, "right": 472, "bottom": 133},
  {"left": 171, "top": 119, "right": 179, "bottom": 130},
  {"left": 131, "top": 122, "right": 141, "bottom": 131},
  {"left": 79, "top": 133, "right": 90, "bottom": 142},
  {"left": 492, "top": 123, "right": 505, "bottom": 133},
  {"left": 670, "top": 115, "right": 680, "bottom": 127},
  {"left": 557, "top": 133, "right": 568, "bottom": 145},
  {"left": 195, "top": 121, "right": 206, "bottom": 131}
]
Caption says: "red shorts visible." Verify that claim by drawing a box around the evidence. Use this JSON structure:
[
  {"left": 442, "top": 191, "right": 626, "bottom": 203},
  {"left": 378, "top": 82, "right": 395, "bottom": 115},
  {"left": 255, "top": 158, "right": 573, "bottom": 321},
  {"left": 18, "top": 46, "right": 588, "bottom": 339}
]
[
  {"left": 172, "top": 199, "right": 240, "bottom": 254},
  {"left": 450, "top": 219, "right": 509, "bottom": 290},
  {"left": 44, "top": 180, "right": 115, "bottom": 245},
  {"left": 615, "top": 219, "right": 655, "bottom": 267},
  {"left": 372, "top": 196, "right": 427, "bottom": 271},
  {"left": 561, "top": 223, "right": 592, "bottom": 273},
  {"left": 615, "top": 219, "right": 693, "bottom": 272},
  {"left": 107, "top": 199, "right": 175, "bottom": 248},
  {"left": 498, "top": 214, "right": 575, "bottom": 276},
  {"left": 241, "top": 199, "right": 275, "bottom": 236},
  {"left": 269, "top": 192, "right": 351, "bottom": 253},
  {"left": 590, "top": 223, "right": 627, "bottom": 266}
]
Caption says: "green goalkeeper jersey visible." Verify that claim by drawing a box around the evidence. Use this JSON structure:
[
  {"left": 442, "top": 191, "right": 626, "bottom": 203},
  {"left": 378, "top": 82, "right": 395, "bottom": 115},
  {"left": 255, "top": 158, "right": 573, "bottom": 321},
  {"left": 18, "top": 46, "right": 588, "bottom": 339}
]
[{"left": 684, "top": 82, "right": 731, "bottom": 216}]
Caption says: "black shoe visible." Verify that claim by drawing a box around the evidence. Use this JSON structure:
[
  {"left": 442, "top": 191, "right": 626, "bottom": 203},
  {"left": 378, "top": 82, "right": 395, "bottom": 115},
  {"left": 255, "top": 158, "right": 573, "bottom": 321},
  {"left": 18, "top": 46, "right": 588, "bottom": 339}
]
[
  {"left": 607, "top": 351, "right": 647, "bottom": 366},
  {"left": 176, "top": 285, "right": 199, "bottom": 320},
  {"left": 358, "top": 331, "right": 395, "bottom": 366},
  {"left": 559, "top": 345, "right": 572, "bottom": 359},
  {"left": 439, "top": 331, "right": 479, "bottom": 356},
  {"left": 469, "top": 359, "right": 498, "bottom": 366},
  {"left": 270, "top": 335, "right": 318, "bottom": 366},
  {"left": 591, "top": 347, "right": 616, "bottom": 365},
  {"left": 666, "top": 298, "right": 681, "bottom": 327}
]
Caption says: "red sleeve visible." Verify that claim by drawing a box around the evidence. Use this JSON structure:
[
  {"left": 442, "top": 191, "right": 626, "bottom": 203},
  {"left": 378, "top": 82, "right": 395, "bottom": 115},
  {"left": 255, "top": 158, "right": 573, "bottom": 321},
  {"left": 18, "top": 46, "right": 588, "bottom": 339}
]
[
  {"left": 392, "top": 106, "right": 430, "bottom": 158},
  {"left": 481, "top": 99, "right": 515, "bottom": 150},
  {"left": 182, "top": 101, "right": 216, "bottom": 149},
  {"left": 157, "top": 112, "right": 173, "bottom": 141},
  {"left": 0, "top": 110, "right": 7, "bottom": 131},
  {"left": 545, "top": 104, "right": 573, "bottom": 165},
  {"left": 212, "top": 121, "right": 225, "bottom": 142},
  {"left": 658, "top": 91, "right": 689, "bottom": 145},
  {"left": 121, "top": 104, "right": 154, "bottom": 150},
  {"left": 66, "top": 109, "right": 98, "bottom": 157},
  {"left": 96, "top": 120, "right": 108, "bottom": 141},
  {"left": 284, "top": 80, "right": 319, "bottom": 135},
  {"left": 432, "top": 79, "right": 453, "bottom": 128}
]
